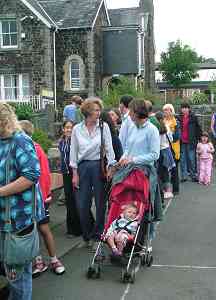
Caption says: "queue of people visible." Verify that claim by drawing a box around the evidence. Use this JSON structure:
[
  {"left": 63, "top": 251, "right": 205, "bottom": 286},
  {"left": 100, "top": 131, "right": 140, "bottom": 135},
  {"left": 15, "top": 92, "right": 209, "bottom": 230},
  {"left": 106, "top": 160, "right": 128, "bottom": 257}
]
[{"left": 0, "top": 94, "right": 214, "bottom": 299}]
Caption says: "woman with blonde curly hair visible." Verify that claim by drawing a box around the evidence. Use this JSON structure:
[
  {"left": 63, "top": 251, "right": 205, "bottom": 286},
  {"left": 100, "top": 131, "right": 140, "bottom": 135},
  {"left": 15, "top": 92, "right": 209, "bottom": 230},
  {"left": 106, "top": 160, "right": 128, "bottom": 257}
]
[
  {"left": 70, "top": 97, "right": 116, "bottom": 249},
  {"left": 162, "top": 103, "right": 181, "bottom": 195},
  {"left": 0, "top": 103, "right": 44, "bottom": 299}
]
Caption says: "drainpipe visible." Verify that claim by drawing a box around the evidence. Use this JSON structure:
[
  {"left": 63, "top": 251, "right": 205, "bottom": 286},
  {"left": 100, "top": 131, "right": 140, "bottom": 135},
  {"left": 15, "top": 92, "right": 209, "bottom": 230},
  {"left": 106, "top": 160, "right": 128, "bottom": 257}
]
[{"left": 53, "top": 28, "right": 57, "bottom": 110}]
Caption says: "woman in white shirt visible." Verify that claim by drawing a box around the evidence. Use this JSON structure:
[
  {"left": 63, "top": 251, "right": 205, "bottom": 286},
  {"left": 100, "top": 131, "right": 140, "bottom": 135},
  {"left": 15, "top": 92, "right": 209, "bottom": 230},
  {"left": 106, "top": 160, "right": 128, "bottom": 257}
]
[
  {"left": 155, "top": 111, "right": 175, "bottom": 199},
  {"left": 70, "top": 98, "right": 115, "bottom": 249}
]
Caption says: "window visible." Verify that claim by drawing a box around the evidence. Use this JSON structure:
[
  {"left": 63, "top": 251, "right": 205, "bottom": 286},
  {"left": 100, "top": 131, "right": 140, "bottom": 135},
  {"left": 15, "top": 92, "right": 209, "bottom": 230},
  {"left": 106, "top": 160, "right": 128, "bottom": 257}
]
[
  {"left": 70, "top": 60, "right": 80, "bottom": 90},
  {"left": 0, "top": 20, "right": 18, "bottom": 48},
  {"left": 0, "top": 74, "right": 30, "bottom": 101}
]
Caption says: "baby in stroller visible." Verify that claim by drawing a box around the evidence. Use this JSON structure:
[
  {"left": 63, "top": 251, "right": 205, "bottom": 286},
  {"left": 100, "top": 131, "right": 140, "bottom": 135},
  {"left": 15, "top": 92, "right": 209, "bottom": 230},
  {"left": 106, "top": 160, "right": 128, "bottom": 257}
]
[{"left": 105, "top": 202, "right": 139, "bottom": 257}]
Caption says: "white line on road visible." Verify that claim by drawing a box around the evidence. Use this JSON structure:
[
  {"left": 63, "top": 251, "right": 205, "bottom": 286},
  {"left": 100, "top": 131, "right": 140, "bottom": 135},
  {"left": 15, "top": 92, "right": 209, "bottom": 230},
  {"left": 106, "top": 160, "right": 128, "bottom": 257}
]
[
  {"left": 152, "top": 264, "right": 216, "bottom": 270},
  {"left": 120, "top": 197, "right": 173, "bottom": 300}
]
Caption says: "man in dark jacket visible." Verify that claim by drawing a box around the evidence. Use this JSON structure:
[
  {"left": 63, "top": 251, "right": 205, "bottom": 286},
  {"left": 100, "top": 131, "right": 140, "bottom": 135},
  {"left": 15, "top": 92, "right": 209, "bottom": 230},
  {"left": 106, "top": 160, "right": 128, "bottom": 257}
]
[{"left": 179, "top": 102, "right": 202, "bottom": 182}]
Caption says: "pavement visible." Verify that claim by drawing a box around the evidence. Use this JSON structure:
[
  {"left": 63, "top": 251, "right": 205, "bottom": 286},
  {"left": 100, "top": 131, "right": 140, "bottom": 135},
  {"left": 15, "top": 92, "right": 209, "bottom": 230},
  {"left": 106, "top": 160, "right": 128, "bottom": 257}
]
[{"left": 32, "top": 175, "right": 216, "bottom": 300}]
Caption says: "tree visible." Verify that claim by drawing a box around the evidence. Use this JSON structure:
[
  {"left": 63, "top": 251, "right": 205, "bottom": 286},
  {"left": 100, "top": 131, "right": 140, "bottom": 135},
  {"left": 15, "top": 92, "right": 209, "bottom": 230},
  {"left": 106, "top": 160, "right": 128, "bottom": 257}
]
[{"left": 159, "top": 40, "right": 200, "bottom": 88}]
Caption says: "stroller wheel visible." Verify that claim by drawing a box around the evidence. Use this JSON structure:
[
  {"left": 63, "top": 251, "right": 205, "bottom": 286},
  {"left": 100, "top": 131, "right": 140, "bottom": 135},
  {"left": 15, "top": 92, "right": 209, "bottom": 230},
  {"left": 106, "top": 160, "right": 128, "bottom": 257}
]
[
  {"left": 95, "top": 266, "right": 101, "bottom": 279},
  {"left": 86, "top": 266, "right": 96, "bottom": 279},
  {"left": 130, "top": 269, "right": 136, "bottom": 284},
  {"left": 121, "top": 269, "right": 135, "bottom": 284},
  {"left": 140, "top": 254, "right": 146, "bottom": 266},
  {"left": 146, "top": 255, "right": 153, "bottom": 267}
]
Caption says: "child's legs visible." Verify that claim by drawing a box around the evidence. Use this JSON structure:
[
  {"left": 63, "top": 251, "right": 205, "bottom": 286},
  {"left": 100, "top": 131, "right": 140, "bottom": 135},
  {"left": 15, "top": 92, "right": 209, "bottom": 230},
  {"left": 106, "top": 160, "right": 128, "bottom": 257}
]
[
  {"left": 198, "top": 159, "right": 205, "bottom": 183},
  {"left": 204, "top": 159, "right": 213, "bottom": 184},
  {"left": 106, "top": 232, "right": 117, "bottom": 249},
  {"left": 38, "top": 223, "right": 56, "bottom": 258},
  {"left": 115, "top": 231, "right": 129, "bottom": 253}
]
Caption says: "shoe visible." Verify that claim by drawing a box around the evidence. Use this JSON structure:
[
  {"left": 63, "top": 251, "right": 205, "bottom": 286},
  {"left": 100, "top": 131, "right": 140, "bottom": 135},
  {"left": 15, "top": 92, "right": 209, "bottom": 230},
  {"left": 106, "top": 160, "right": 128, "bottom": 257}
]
[
  {"left": 50, "top": 259, "right": 65, "bottom": 275},
  {"left": 192, "top": 177, "right": 198, "bottom": 182},
  {"left": 77, "top": 240, "right": 93, "bottom": 248},
  {"left": 66, "top": 233, "right": 75, "bottom": 239},
  {"left": 32, "top": 259, "right": 48, "bottom": 278},
  {"left": 181, "top": 178, "right": 187, "bottom": 183},
  {"left": 164, "top": 191, "right": 173, "bottom": 199},
  {"left": 139, "top": 245, "right": 152, "bottom": 256},
  {"left": 111, "top": 247, "right": 122, "bottom": 256}
]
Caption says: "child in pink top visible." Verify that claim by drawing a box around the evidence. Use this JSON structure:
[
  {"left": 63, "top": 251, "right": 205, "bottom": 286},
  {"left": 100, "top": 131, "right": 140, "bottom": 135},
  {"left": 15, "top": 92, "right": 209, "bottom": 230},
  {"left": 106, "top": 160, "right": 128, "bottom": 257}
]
[{"left": 196, "top": 132, "right": 214, "bottom": 185}]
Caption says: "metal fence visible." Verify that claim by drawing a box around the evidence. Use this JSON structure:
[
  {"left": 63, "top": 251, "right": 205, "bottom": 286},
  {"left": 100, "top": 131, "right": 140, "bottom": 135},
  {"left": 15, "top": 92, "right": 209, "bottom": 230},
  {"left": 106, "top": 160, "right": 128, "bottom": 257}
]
[
  {"left": 5, "top": 95, "right": 54, "bottom": 112},
  {"left": 196, "top": 114, "right": 212, "bottom": 132}
]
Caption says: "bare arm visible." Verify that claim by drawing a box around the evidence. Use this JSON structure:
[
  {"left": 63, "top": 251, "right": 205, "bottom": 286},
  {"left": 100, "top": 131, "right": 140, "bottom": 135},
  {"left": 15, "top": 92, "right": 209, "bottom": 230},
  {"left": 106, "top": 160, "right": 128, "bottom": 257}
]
[{"left": 0, "top": 176, "right": 33, "bottom": 197}]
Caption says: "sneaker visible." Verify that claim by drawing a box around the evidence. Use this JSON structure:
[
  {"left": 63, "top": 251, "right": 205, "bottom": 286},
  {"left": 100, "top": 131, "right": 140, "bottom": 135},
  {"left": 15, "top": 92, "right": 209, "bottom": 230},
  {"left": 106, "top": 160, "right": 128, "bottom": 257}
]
[
  {"left": 77, "top": 240, "right": 93, "bottom": 248},
  {"left": 111, "top": 247, "right": 122, "bottom": 256},
  {"left": 50, "top": 259, "right": 65, "bottom": 275},
  {"left": 32, "top": 259, "right": 48, "bottom": 278},
  {"left": 164, "top": 191, "right": 173, "bottom": 199},
  {"left": 139, "top": 245, "right": 152, "bottom": 255}
]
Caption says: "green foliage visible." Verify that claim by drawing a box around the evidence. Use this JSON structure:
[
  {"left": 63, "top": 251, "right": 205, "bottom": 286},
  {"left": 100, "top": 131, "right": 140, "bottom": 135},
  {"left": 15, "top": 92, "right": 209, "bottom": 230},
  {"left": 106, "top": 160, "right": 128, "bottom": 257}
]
[
  {"left": 209, "top": 76, "right": 216, "bottom": 97},
  {"left": 190, "top": 91, "right": 208, "bottom": 105},
  {"left": 10, "top": 103, "right": 34, "bottom": 120},
  {"left": 159, "top": 40, "right": 200, "bottom": 88},
  {"left": 32, "top": 129, "right": 53, "bottom": 153},
  {"left": 99, "top": 76, "right": 159, "bottom": 108}
]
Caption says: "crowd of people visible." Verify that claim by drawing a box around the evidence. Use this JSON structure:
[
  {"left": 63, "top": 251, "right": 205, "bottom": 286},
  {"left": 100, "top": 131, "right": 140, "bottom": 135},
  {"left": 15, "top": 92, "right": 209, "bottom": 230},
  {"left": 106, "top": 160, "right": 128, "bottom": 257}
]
[{"left": 0, "top": 94, "right": 215, "bottom": 299}]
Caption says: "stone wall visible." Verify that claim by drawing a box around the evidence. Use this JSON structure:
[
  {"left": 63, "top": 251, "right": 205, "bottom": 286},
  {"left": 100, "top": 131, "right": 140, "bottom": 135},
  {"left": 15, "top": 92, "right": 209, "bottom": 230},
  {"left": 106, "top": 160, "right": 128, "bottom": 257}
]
[
  {"left": 0, "top": 0, "right": 54, "bottom": 95},
  {"left": 55, "top": 29, "right": 89, "bottom": 103}
]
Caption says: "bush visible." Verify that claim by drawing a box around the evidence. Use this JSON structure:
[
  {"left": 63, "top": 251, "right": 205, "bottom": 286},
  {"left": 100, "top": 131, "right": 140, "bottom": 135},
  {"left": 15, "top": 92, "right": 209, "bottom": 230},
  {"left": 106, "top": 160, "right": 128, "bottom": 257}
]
[
  {"left": 32, "top": 129, "right": 53, "bottom": 153},
  {"left": 99, "top": 76, "right": 160, "bottom": 108},
  {"left": 10, "top": 103, "right": 34, "bottom": 120},
  {"left": 190, "top": 91, "right": 209, "bottom": 105}
]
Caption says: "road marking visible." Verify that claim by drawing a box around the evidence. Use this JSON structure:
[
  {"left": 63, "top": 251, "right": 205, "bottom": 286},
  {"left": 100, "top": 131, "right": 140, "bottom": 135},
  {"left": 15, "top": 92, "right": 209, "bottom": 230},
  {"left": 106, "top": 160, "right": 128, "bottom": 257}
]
[
  {"left": 120, "top": 197, "right": 173, "bottom": 300},
  {"left": 152, "top": 264, "right": 216, "bottom": 270}
]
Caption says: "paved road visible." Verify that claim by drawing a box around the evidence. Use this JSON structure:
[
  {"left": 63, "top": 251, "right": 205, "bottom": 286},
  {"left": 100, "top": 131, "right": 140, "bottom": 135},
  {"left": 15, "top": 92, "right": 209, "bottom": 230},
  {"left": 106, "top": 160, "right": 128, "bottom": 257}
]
[{"left": 33, "top": 179, "right": 216, "bottom": 300}]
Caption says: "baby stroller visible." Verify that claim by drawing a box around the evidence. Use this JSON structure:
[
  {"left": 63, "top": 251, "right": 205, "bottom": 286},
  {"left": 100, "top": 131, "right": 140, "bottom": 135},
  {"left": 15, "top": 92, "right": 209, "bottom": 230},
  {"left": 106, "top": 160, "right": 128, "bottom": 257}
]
[{"left": 86, "top": 168, "right": 154, "bottom": 283}]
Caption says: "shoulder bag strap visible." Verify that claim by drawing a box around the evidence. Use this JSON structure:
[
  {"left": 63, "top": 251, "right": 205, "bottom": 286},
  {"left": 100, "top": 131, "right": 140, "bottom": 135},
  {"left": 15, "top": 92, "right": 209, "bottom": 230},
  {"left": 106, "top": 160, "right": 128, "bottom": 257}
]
[
  {"left": 5, "top": 143, "right": 14, "bottom": 231},
  {"left": 99, "top": 119, "right": 104, "bottom": 159}
]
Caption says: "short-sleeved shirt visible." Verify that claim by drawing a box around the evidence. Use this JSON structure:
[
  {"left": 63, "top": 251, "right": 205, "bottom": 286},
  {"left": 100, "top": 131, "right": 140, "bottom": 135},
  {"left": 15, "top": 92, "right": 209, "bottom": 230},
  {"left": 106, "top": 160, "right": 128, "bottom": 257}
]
[{"left": 0, "top": 131, "right": 45, "bottom": 232}]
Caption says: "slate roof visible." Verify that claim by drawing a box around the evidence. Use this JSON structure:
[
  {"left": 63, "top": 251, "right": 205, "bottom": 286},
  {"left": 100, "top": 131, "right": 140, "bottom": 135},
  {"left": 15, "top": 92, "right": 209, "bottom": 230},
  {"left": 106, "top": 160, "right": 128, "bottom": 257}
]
[
  {"left": 21, "top": 0, "right": 56, "bottom": 27},
  {"left": 108, "top": 7, "right": 140, "bottom": 27},
  {"left": 37, "top": 0, "right": 103, "bottom": 29}
]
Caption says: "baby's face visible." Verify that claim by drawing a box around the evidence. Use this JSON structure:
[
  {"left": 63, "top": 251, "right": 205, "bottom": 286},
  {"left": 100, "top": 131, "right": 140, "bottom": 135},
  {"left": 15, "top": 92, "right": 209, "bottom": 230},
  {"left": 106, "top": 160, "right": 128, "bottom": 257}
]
[{"left": 124, "top": 207, "right": 137, "bottom": 220}]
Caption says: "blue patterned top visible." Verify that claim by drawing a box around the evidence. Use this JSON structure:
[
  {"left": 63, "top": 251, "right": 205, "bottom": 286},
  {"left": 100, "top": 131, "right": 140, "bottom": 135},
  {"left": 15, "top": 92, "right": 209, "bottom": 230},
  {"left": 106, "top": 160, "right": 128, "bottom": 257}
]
[{"left": 0, "top": 131, "right": 45, "bottom": 232}]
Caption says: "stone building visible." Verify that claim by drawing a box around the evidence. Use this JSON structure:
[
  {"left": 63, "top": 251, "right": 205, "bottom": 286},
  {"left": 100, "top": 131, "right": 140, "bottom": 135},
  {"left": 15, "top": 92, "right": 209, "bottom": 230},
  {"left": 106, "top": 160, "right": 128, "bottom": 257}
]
[{"left": 0, "top": 0, "right": 155, "bottom": 107}]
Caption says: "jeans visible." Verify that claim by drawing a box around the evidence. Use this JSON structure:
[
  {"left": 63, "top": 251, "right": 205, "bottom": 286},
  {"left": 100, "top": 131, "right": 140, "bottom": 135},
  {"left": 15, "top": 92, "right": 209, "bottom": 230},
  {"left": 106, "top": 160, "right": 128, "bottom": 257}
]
[
  {"left": 180, "top": 143, "right": 196, "bottom": 179},
  {"left": 76, "top": 160, "right": 106, "bottom": 241},
  {"left": 8, "top": 263, "right": 32, "bottom": 300}
]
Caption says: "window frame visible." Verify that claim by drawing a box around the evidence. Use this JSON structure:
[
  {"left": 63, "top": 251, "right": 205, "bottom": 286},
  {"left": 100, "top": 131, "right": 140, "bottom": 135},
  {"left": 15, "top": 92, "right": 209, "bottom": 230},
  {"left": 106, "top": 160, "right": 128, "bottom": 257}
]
[
  {"left": 0, "top": 19, "right": 18, "bottom": 49},
  {"left": 0, "top": 74, "right": 30, "bottom": 101},
  {"left": 70, "top": 59, "right": 81, "bottom": 91}
]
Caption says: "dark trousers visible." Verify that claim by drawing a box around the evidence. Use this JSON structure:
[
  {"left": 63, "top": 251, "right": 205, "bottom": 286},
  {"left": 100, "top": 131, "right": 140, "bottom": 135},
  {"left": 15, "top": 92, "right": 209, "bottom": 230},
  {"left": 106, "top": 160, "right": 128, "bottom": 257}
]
[
  {"left": 171, "top": 159, "right": 180, "bottom": 193},
  {"left": 63, "top": 173, "right": 82, "bottom": 236},
  {"left": 76, "top": 160, "right": 106, "bottom": 241}
]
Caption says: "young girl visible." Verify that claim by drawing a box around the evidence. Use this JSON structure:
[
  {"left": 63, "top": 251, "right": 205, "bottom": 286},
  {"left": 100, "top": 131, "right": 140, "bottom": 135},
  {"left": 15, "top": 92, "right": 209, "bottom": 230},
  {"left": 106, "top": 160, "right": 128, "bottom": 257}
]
[
  {"left": 155, "top": 111, "right": 176, "bottom": 199},
  {"left": 196, "top": 132, "right": 214, "bottom": 185},
  {"left": 20, "top": 120, "right": 65, "bottom": 276},
  {"left": 106, "top": 203, "right": 139, "bottom": 256},
  {"left": 58, "top": 121, "right": 82, "bottom": 237}
]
